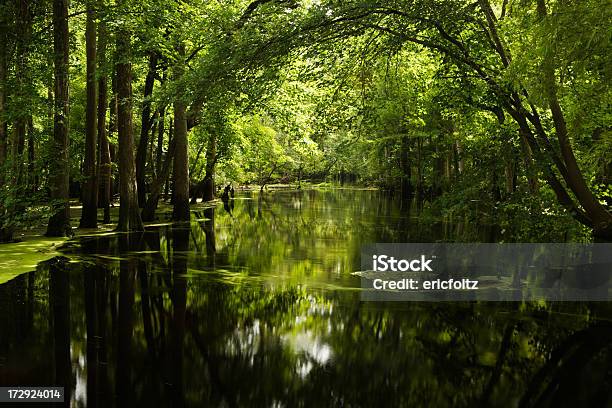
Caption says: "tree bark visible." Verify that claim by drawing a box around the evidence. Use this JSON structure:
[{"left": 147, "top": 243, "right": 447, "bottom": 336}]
[
  {"left": 0, "top": 25, "right": 7, "bottom": 183},
  {"left": 97, "top": 3, "right": 111, "bottom": 223},
  {"left": 399, "top": 136, "right": 412, "bottom": 197},
  {"left": 537, "top": 0, "right": 612, "bottom": 238},
  {"left": 202, "top": 134, "right": 216, "bottom": 202},
  {"left": 0, "top": 25, "right": 10, "bottom": 242},
  {"left": 46, "top": 0, "right": 71, "bottom": 237},
  {"left": 156, "top": 106, "right": 165, "bottom": 175},
  {"left": 27, "top": 117, "right": 36, "bottom": 191},
  {"left": 148, "top": 111, "right": 156, "bottom": 177},
  {"left": 115, "top": 2, "right": 143, "bottom": 232},
  {"left": 136, "top": 51, "right": 158, "bottom": 207},
  {"left": 80, "top": 0, "right": 98, "bottom": 228},
  {"left": 12, "top": 0, "right": 31, "bottom": 188},
  {"left": 172, "top": 46, "right": 189, "bottom": 221},
  {"left": 509, "top": 109, "right": 592, "bottom": 227},
  {"left": 164, "top": 119, "right": 173, "bottom": 200},
  {"left": 142, "top": 138, "right": 175, "bottom": 222},
  {"left": 173, "top": 99, "right": 189, "bottom": 220},
  {"left": 109, "top": 68, "right": 118, "bottom": 204}
]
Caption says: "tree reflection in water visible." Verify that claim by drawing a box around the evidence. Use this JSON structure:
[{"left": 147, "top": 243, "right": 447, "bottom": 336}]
[{"left": 0, "top": 189, "right": 611, "bottom": 407}]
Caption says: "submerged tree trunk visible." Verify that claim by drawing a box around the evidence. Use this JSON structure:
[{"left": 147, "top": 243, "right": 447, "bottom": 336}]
[
  {"left": 136, "top": 51, "right": 158, "bottom": 207},
  {"left": 116, "top": 235, "right": 136, "bottom": 406},
  {"left": 49, "top": 258, "right": 72, "bottom": 403},
  {"left": 170, "top": 226, "right": 188, "bottom": 406},
  {"left": 46, "top": 0, "right": 71, "bottom": 237},
  {"left": 115, "top": 4, "right": 143, "bottom": 232},
  {"left": 80, "top": 0, "right": 98, "bottom": 228},
  {"left": 97, "top": 5, "right": 111, "bottom": 223}
]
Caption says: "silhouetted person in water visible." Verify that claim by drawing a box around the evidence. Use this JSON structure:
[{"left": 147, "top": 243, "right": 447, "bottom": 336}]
[
  {"left": 230, "top": 185, "right": 235, "bottom": 198},
  {"left": 221, "top": 184, "right": 230, "bottom": 202},
  {"left": 221, "top": 184, "right": 233, "bottom": 216}
]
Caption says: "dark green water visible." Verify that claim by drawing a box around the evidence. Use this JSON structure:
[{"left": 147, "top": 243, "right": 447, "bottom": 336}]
[{"left": 1, "top": 189, "right": 611, "bottom": 407}]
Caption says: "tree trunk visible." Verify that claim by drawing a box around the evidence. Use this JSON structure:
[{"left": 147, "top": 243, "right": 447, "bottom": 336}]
[
  {"left": 504, "top": 156, "right": 516, "bottom": 195},
  {"left": 97, "top": 4, "right": 111, "bottom": 223},
  {"left": 12, "top": 0, "right": 31, "bottom": 188},
  {"left": 0, "top": 25, "right": 10, "bottom": 242},
  {"left": 136, "top": 51, "right": 158, "bottom": 207},
  {"left": 148, "top": 111, "right": 156, "bottom": 177},
  {"left": 80, "top": 0, "right": 98, "bottom": 228},
  {"left": 549, "top": 95, "right": 612, "bottom": 237},
  {"left": 97, "top": 0, "right": 111, "bottom": 224},
  {"left": 115, "top": 4, "right": 143, "bottom": 232},
  {"left": 415, "top": 137, "right": 423, "bottom": 197},
  {"left": 399, "top": 136, "right": 412, "bottom": 197},
  {"left": 189, "top": 143, "right": 206, "bottom": 204},
  {"left": 173, "top": 99, "right": 189, "bottom": 220},
  {"left": 510, "top": 109, "right": 592, "bottom": 227},
  {"left": 0, "top": 26, "right": 7, "bottom": 182},
  {"left": 518, "top": 129, "right": 539, "bottom": 193},
  {"left": 172, "top": 46, "right": 189, "bottom": 221},
  {"left": 202, "top": 134, "right": 216, "bottom": 202},
  {"left": 164, "top": 119, "right": 173, "bottom": 200},
  {"left": 455, "top": 141, "right": 464, "bottom": 174},
  {"left": 156, "top": 106, "right": 165, "bottom": 176},
  {"left": 537, "top": 0, "right": 612, "bottom": 238},
  {"left": 27, "top": 117, "right": 36, "bottom": 191},
  {"left": 142, "top": 138, "right": 175, "bottom": 222},
  {"left": 109, "top": 69, "right": 118, "bottom": 204},
  {"left": 46, "top": 0, "right": 71, "bottom": 237}
]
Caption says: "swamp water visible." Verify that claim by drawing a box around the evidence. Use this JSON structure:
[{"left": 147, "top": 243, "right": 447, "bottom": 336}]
[{"left": 1, "top": 189, "right": 611, "bottom": 407}]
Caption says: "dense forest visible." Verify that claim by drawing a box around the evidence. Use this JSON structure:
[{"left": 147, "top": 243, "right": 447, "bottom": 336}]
[
  {"left": 0, "top": 0, "right": 610, "bottom": 242},
  {"left": 1, "top": 1, "right": 612, "bottom": 406}
]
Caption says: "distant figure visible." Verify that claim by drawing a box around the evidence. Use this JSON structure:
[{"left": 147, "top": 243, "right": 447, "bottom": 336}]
[
  {"left": 221, "top": 184, "right": 231, "bottom": 202},
  {"left": 230, "top": 185, "right": 235, "bottom": 198}
]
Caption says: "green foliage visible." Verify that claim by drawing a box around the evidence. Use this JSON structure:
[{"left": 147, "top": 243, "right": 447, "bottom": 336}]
[
  {"left": 0, "top": 0, "right": 609, "bottom": 239},
  {"left": 237, "top": 116, "right": 291, "bottom": 186},
  {"left": 0, "top": 163, "right": 53, "bottom": 239}
]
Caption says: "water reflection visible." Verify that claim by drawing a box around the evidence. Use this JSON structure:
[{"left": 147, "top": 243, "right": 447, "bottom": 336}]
[{"left": 0, "top": 189, "right": 611, "bottom": 407}]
